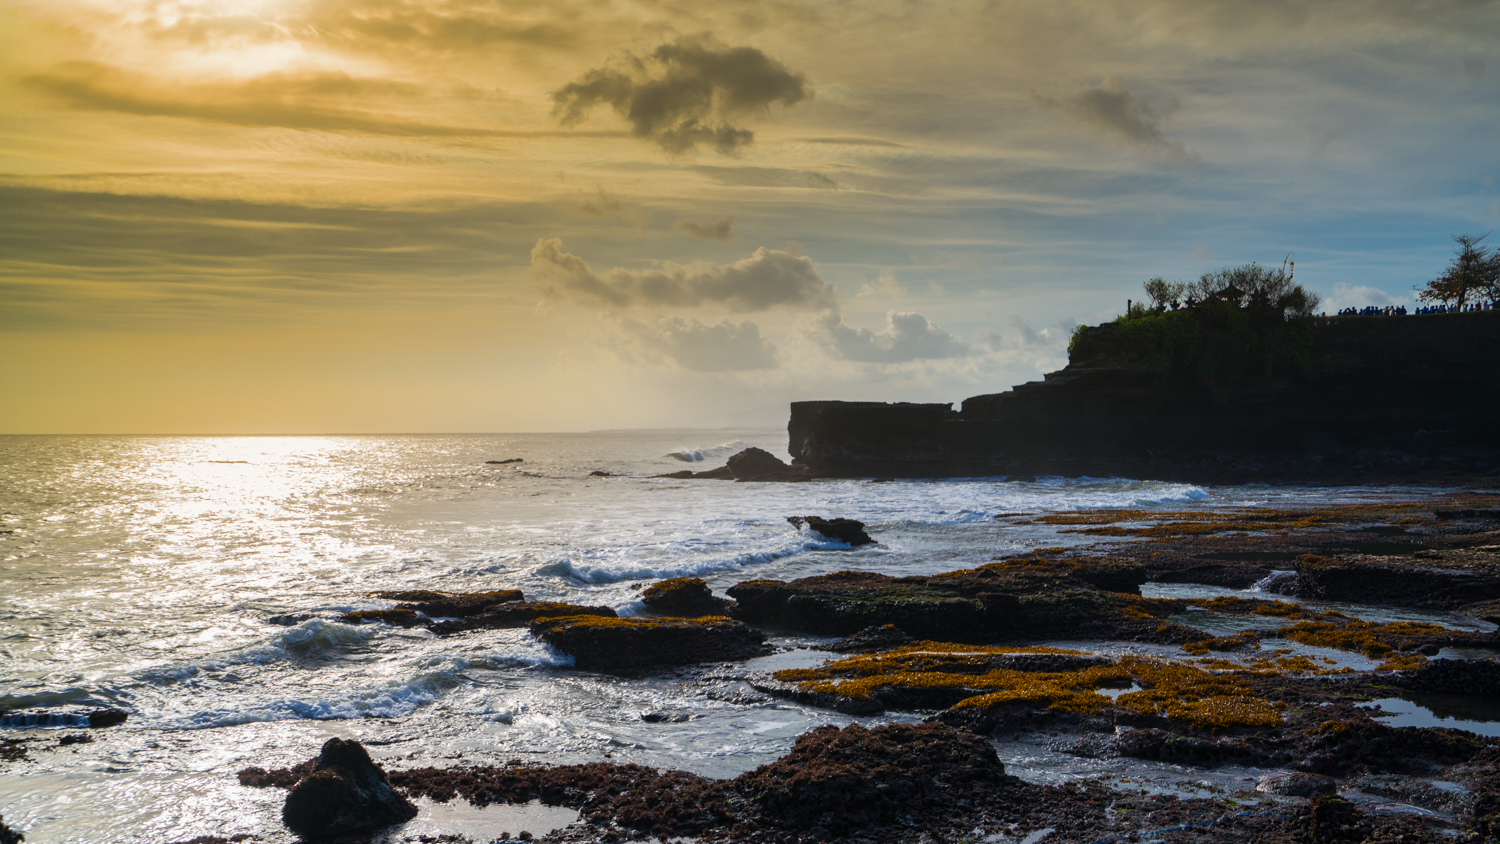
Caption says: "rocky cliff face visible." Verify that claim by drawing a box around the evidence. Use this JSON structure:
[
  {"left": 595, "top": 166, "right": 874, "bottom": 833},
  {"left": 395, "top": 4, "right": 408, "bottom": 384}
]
[{"left": 789, "top": 311, "right": 1500, "bottom": 483}]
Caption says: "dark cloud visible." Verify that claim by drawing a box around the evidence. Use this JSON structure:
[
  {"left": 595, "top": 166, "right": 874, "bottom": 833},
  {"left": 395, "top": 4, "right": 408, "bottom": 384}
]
[
  {"left": 20, "top": 61, "right": 590, "bottom": 137},
  {"left": 676, "top": 215, "right": 739, "bottom": 242},
  {"left": 531, "top": 239, "right": 834, "bottom": 311},
  {"left": 1032, "top": 78, "right": 1195, "bottom": 163},
  {"left": 620, "top": 317, "right": 778, "bottom": 371},
  {"left": 809, "top": 310, "right": 969, "bottom": 363},
  {"left": 552, "top": 35, "right": 809, "bottom": 154}
]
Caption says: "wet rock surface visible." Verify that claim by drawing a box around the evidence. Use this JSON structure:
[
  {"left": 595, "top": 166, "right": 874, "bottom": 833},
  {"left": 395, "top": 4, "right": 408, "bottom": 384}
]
[
  {"left": 0, "top": 813, "right": 21, "bottom": 844},
  {"left": 529, "top": 615, "right": 771, "bottom": 671},
  {"left": 431, "top": 602, "right": 618, "bottom": 635},
  {"left": 640, "top": 577, "right": 733, "bottom": 617},
  {"left": 280, "top": 738, "right": 417, "bottom": 840},
  {"left": 787, "top": 515, "right": 875, "bottom": 546},
  {"left": 726, "top": 558, "right": 1180, "bottom": 643}
]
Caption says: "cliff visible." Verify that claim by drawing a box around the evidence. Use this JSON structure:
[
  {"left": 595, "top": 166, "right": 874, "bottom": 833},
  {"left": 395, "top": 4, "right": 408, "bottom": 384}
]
[{"left": 788, "top": 311, "right": 1500, "bottom": 483}]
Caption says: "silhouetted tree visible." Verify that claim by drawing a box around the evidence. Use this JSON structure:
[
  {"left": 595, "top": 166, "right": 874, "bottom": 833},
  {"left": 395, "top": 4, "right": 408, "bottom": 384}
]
[
  {"left": 1142, "top": 277, "right": 1186, "bottom": 311},
  {"left": 1418, "top": 233, "right": 1499, "bottom": 309}
]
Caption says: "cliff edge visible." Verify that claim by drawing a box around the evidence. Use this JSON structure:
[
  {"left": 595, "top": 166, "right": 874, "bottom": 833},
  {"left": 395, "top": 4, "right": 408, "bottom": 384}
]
[{"left": 789, "top": 311, "right": 1500, "bottom": 483}]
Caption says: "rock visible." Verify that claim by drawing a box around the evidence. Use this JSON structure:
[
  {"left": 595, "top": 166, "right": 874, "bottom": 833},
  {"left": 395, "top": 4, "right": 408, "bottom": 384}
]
[
  {"left": 788, "top": 516, "right": 875, "bottom": 546},
  {"left": 1257, "top": 771, "right": 1338, "bottom": 797},
  {"left": 370, "top": 589, "right": 525, "bottom": 618},
  {"left": 485, "top": 458, "right": 523, "bottom": 464},
  {"left": 86, "top": 709, "right": 127, "bottom": 728},
  {"left": 1308, "top": 794, "right": 1362, "bottom": 844},
  {"left": 1395, "top": 658, "right": 1500, "bottom": 696},
  {"left": 432, "top": 601, "right": 616, "bottom": 635},
  {"left": 530, "top": 615, "right": 770, "bottom": 671},
  {"left": 281, "top": 737, "right": 417, "bottom": 840},
  {"left": 640, "top": 577, "right": 733, "bottom": 616},
  {"left": 825, "top": 624, "right": 913, "bottom": 653},
  {"left": 589, "top": 470, "right": 613, "bottom": 477},
  {"left": 726, "top": 559, "right": 1182, "bottom": 642},
  {"left": 0, "top": 813, "right": 22, "bottom": 844},
  {"left": 726, "top": 447, "right": 792, "bottom": 480},
  {"left": 787, "top": 312, "right": 1500, "bottom": 482},
  {"left": 733, "top": 722, "right": 1013, "bottom": 834}
]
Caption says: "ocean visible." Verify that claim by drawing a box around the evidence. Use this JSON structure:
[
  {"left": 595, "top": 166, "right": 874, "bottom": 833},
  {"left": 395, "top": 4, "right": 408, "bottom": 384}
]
[{"left": 0, "top": 432, "right": 1473, "bottom": 842}]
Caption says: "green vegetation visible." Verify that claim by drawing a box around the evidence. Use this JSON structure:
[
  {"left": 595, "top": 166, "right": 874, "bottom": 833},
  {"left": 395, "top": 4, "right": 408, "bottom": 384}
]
[
  {"left": 1071, "top": 261, "right": 1320, "bottom": 398},
  {"left": 1418, "top": 233, "right": 1500, "bottom": 309}
]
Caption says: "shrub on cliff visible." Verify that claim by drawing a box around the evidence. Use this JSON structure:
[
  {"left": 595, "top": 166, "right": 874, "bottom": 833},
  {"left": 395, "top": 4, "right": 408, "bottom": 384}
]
[
  {"left": 1077, "top": 262, "right": 1318, "bottom": 397},
  {"left": 1418, "top": 233, "right": 1499, "bottom": 309}
]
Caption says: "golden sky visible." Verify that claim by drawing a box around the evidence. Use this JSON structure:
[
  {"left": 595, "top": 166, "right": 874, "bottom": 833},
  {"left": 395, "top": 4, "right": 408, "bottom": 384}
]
[{"left": 1, "top": 0, "right": 1496, "bottom": 433}]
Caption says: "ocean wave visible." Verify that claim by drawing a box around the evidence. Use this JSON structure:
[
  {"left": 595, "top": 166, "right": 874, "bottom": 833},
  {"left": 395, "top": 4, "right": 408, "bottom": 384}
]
[
  {"left": 664, "top": 440, "right": 756, "bottom": 463},
  {"left": 136, "top": 619, "right": 378, "bottom": 683}
]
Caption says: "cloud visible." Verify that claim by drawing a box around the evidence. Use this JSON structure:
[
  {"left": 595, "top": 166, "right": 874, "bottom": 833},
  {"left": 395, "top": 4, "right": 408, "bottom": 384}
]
[
  {"left": 530, "top": 239, "right": 835, "bottom": 311},
  {"left": 21, "top": 61, "right": 516, "bottom": 136},
  {"left": 1320, "top": 283, "right": 1412, "bottom": 313},
  {"left": 676, "top": 215, "right": 739, "bottom": 242},
  {"left": 809, "top": 310, "right": 969, "bottom": 363},
  {"left": 1032, "top": 78, "right": 1195, "bottom": 163},
  {"left": 619, "top": 317, "right": 778, "bottom": 371},
  {"left": 551, "top": 35, "right": 809, "bottom": 154},
  {"left": 856, "top": 271, "right": 906, "bottom": 298}
]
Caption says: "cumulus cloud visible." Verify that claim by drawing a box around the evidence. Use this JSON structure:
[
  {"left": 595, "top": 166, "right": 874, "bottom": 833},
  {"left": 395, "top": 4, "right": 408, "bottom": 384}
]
[
  {"left": 530, "top": 239, "right": 835, "bottom": 311},
  {"left": 1032, "top": 78, "right": 1195, "bottom": 163},
  {"left": 809, "top": 310, "right": 969, "bottom": 363},
  {"left": 856, "top": 272, "right": 905, "bottom": 298},
  {"left": 619, "top": 317, "right": 778, "bottom": 371},
  {"left": 1320, "top": 283, "right": 1411, "bottom": 313},
  {"left": 551, "top": 35, "right": 809, "bottom": 154},
  {"left": 676, "top": 215, "right": 739, "bottom": 242}
]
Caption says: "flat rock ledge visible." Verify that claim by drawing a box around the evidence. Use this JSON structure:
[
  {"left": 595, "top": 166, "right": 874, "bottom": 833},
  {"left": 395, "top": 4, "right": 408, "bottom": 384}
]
[{"left": 530, "top": 615, "right": 771, "bottom": 671}]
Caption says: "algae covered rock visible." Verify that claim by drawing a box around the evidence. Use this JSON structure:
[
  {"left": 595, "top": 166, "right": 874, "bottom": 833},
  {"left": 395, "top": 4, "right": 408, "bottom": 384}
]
[
  {"left": 640, "top": 577, "right": 733, "bottom": 617},
  {"left": 530, "top": 615, "right": 769, "bottom": 670},
  {"left": 282, "top": 737, "right": 417, "bottom": 840},
  {"left": 733, "top": 722, "right": 1013, "bottom": 834}
]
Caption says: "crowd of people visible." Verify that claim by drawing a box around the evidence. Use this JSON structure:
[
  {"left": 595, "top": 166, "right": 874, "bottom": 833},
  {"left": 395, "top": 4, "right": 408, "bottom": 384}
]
[{"left": 1334, "top": 302, "right": 1494, "bottom": 316}]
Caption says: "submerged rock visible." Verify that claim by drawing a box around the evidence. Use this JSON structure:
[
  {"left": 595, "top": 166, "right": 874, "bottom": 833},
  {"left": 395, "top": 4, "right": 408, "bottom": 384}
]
[
  {"left": 281, "top": 737, "right": 417, "bottom": 840},
  {"left": 640, "top": 577, "right": 733, "bottom": 617},
  {"left": 369, "top": 589, "right": 525, "bottom": 618},
  {"left": 788, "top": 515, "right": 875, "bottom": 546},
  {"left": 530, "top": 615, "right": 770, "bottom": 670}
]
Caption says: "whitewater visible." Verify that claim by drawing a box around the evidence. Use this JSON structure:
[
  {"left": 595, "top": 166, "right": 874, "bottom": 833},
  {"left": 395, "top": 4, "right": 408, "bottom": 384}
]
[{"left": 0, "top": 432, "right": 1444, "bottom": 842}]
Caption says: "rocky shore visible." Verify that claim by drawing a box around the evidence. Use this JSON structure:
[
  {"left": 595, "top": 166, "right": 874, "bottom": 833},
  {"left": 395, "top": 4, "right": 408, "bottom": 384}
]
[{"left": 195, "top": 494, "right": 1500, "bottom": 843}]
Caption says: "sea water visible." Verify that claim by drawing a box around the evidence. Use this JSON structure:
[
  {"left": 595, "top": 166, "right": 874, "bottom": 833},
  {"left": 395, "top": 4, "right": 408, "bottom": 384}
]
[{"left": 0, "top": 432, "right": 1488, "bottom": 842}]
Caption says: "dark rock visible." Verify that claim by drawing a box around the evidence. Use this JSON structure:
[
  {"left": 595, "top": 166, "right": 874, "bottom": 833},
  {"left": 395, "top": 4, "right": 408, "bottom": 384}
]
[
  {"left": 485, "top": 458, "right": 523, "bottom": 464},
  {"left": 726, "top": 447, "right": 792, "bottom": 480},
  {"left": 1274, "top": 552, "right": 1500, "bottom": 610},
  {"left": 1394, "top": 658, "right": 1500, "bottom": 696},
  {"left": 281, "top": 738, "right": 417, "bottom": 840},
  {"left": 86, "top": 709, "right": 128, "bottom": 728},
  {"left": 0, "top": 813, "right": 21, "bottom": 844},
  {"left": 788, "top": 515, "right": 875, "bottom": 546},
  {"left": 588, "top": 470, "right": 613, "bottom": 477},
  {"left": 370, "top": 589, "right": 525, "bottom": 618},
  {"left": 1309, "top": 794, "right": 1362, "bottom": 844},
  {"left": 529, "top": 615, "right": 770, "bottom": 671},
  {"left": 825, "top": 624, "right": 914, "bottom": 653},
  {"left": 733, "top": 722, "right": 1014, "bottom": 834},
  {"left": 239, "top": 760, "right": 316, "bottom": 788},
  {"left": 432, "top": 601, "right": 616, "bottom": 635},
  {"left": 640, "top": 577, "right": 733, "bottom": 617},
  {"left": 57, "top": 733, "right": 92, "bottom": 746},
  {"left": 727, "top": 560, "right": 1184, "bottom": 643}
]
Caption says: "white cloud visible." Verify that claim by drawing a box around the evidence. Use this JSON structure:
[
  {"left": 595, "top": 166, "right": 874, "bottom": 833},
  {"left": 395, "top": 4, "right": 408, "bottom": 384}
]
[
  {"left": 618, "top": 316, "right": 779, "bottom": 371},
  {"left": 1320, "top": 282, "right": 1413, "bottom": 313},
  {"left": 531, "top": 238, "right": 836, "bottom": 312},
  {"left": 808, "top": 309, "right": 969, "bottom": 363},
  {"left": 856, "top": 271, "right": 906, "bottom": 298}
]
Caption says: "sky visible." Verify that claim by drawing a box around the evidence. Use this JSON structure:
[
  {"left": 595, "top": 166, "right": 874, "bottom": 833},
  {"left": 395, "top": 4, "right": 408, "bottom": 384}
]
[{"left": 1, "top": 0, "right": 1496, "bottom": 434}]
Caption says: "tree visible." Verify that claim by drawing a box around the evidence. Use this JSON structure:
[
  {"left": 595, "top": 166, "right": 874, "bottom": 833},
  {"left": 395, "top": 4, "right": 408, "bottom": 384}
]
[
  {"left": 1142, "top": 277, "right": 1186, "bottom": 311},
  {"left": 1418, "top": 233, "right": 1499, "bottom": 309}
]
